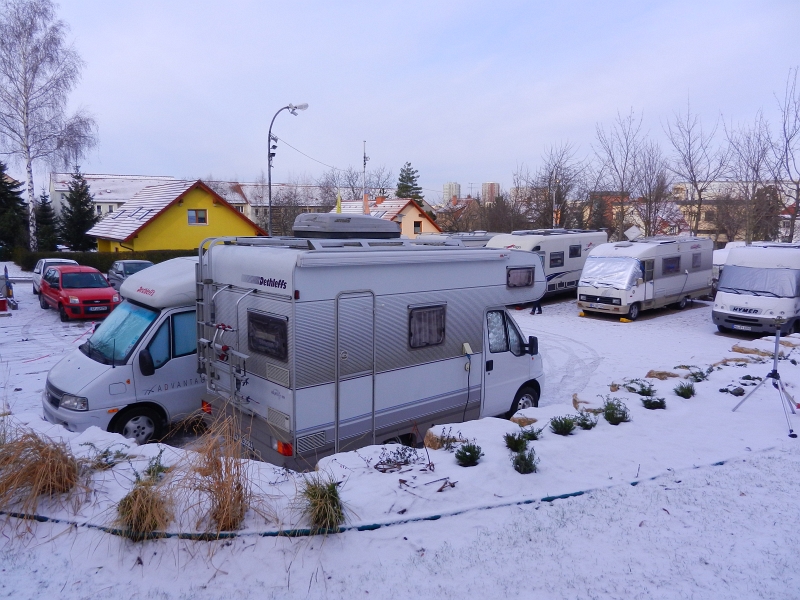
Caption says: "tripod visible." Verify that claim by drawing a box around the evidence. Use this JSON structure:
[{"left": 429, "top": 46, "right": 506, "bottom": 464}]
[{"left": 732, "top": 317, "right": 798, "bottom": 438}]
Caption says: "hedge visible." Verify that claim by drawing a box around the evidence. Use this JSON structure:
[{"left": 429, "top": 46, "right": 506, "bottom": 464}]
[{"left": 12, "top": 248, "right": 197, "bottom": 273}]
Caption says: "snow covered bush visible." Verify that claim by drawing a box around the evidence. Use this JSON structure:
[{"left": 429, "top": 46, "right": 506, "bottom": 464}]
[
  {"left": 455, "top": 442, "right": 483, "bottom": 467},
  {"left": 503, "top": 432, "right": 527, "bottom": 452},
  {"left": 575, "top": 410, "right": 598, "bottom": 430},
  {"left": 602, "top": 397, "right": 631, "bottom": 425},
  {"left": 521, "top": 425, "right": 545, "bottom": 441},
  {"left": 299, "top": 471, "right": 345, "bottom": 533},
  {"left": 549, "top": 415, "right": 576, "bottom": 436},
  {"left": 641, "top": 397, "right": 667, "bottom": 410},
  {"left": 622, "top": 378, "right": 655, "bottom": 396},
  {"left": 511, "top": 448, "right": 539, "bottom": 474},
  {"left": 674, "top": 382, "right": 696, "bottom": 398}
]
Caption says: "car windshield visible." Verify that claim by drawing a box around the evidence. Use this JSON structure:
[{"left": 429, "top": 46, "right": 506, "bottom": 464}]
[
  {"left": 62, "top": 272, "right": 109, "bottom": 289},
  {"left": 718, "top": 266, "right": 800, "bottom": 298},
  {"left": 124, "top": 262, "right": 153, "bottom": 275},
  {"left": 80, "top": 301, "right": 159, "bottom": 364},
  {"left": 579, "top": 256, "right": 642, "bottom": 290}
]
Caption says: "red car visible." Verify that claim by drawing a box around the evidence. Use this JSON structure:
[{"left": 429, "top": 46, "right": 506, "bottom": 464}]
[{"left": 39, "top": 265, "right": 121, "bottom": 322}]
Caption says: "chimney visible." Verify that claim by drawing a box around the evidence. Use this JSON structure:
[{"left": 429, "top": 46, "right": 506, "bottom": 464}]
[
  {"left": 375, "top": 195, "right": 385, "bottom": 205},
  {"left": 451, "top": 195, "right": 458, "bottom": 206}
]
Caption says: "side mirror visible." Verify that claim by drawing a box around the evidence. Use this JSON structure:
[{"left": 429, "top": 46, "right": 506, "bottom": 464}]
[
  {"left": 527, "top": 335, "right": 539, "bottom": 356},
  {"left": 636, "top": 278, "right": 644, "bottom": 286},
  {"left": 139, "top": 348, "right": 155, "bottom": 376}
]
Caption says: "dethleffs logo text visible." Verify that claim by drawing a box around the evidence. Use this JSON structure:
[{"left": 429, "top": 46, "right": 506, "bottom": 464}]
[
  {"left": 136, "top": 286, "right": 155, "bottom": 296},
  {"left": 241, "top": 274, "right": 288, "bottom": 289}
]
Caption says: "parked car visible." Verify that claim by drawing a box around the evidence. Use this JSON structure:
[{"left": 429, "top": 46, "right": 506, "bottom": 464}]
[
  {"left": 107, "top": 260, "right": 154, "bottom": 290},
  {"left": 39, "top": 265, "right": 121, "bottom": 322},
  {"left": 32, "top": 258, "right": 79, "bottom": 294}
]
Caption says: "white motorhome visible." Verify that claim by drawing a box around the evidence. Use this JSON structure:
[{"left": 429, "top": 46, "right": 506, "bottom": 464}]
[
  {"left": 197, "top": 224, "right": 547, "bottom": 469},
  {"left": 577, "top": 236, "right": 713, "bottom": 320},
  {"left": 42, "top": 257, "right": 203, "bottom": 443},
  {"left": 713, "top": 244, "right": 800, "bottom": 334},
  {"left": 486, "top": 229, "right": 607, "bottom": 295}
]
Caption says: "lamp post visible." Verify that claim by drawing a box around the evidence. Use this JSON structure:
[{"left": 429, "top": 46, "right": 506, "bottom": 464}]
[{"left": 267, "top": 103, "right": 308, "bottom": 236}]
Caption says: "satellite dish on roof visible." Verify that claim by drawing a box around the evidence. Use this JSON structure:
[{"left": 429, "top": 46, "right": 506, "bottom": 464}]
[{"left": 625, "top": 226, "right": 642, "bottom": 241}]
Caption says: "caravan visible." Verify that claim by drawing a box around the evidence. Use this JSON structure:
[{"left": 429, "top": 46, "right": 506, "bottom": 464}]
[
  {"left": 713, "top": 244, "right": 800, "bottom": 334},
  {"left": 197, "top": 217, "right": 547, "bottom": 468},
  {"left": 486, "top": 230, "right": 607, "bottom": 295},
  {"left": 577, "top": 237, "right": 713, "bottom": 320}
]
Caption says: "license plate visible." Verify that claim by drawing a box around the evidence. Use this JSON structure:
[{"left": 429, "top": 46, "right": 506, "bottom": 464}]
[
  {"left": 87, "top": 306, "right": 108, "bottom": 312},
  {"left": 235, "top": 434, "right": 254, "bottom": 452},
  {"left": 732, "top": 324, "right": 751, "bottom": 331},
  {"left": 589, "top": 303, "right": 597, "bottom": 308}
]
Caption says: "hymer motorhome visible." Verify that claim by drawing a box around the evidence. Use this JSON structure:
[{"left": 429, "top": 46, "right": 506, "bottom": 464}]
[
  {"left": 577, "top": 236, "right": 713, "bottom": 320},
  {"left": 197, "top": 214, "right": 547, "bottom": 468}
]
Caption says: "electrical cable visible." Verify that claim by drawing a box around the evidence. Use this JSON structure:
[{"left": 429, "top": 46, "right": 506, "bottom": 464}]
[{"left": 461, "top": 352, "right": 472, "bottom": 422}]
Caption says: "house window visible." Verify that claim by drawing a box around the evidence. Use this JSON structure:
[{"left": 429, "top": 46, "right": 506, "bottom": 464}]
[
  {"left": 237, "top": 206, "right": 243, "bottom": 213},
  {"left": 414, "top": 221, "right": 422, "bottom": 234},
  {"left": 188, "top": 209, "right": 207, "bottom": 225},
  {"left": 108, "top": 206, "right": 114, "bottom": 213},
  {"left": 549, "top": 251, "right": 564, "bottom": 268},
  {"left": 569, "top": 245, "right": 581, "bottom": 258},
  {"left": 662, "top": 256, "right": 681, "bottom": 275},
  {"left": 409, "top": 305, "right": 446, "bottom": 348},
  {"left": 96, "top": 205, "right": 102, "bottom": 215}
]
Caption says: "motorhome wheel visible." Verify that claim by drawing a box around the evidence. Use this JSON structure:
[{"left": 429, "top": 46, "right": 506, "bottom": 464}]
[
  {"left": 59, "top": 305, "right": 69, "bottom": 322},
  {"left": 39, "top": 294, "right": 48, "bottom": 309},
  {"left": 627, "top": 303, "right": 641, "bottom": 321},
  {"left": 32, "top": 283, "right": 37, "bottom": 295},
  {"left": 509, "top": 385, "right": 540, "bottom": 418},
  {"left": 717, "top": 325, "right": 730, "bottom": 334},
  {"left": 675, "top": 297, "right": 688, "bottom": 310},
  {"left": 112, "top": 407, "right": 163, "bottom": 444}
]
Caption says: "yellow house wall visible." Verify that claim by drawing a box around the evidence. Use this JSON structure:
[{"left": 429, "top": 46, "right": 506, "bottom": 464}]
[
  {"left": 396, "top": 204, "right": 439, "bottom": 239},
  {"left": 98, "top": 188, "right": 262, "bottom": 251}
]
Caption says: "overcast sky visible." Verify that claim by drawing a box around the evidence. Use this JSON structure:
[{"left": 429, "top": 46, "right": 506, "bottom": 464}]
[{"left": 11, "top": 0, "right": 800, "bottom": 201}]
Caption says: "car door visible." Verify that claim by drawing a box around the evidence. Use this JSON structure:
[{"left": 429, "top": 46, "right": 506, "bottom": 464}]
[
  {"left": 132, "top": 309, "right": 202, "bottom": 421},
  {"left": 41, "top": 268, "right": 60, "bottom": 308},
  {"left": 482, "top": 310, "right": 530, "bottom": 417},
  {"left": 33, "top": 260, "right": 44, "bottom": 293}
]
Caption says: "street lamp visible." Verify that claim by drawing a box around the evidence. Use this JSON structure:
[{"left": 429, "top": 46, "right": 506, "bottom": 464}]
[{"left": 267, "top": 103, "right": 308, "bottom": 236}]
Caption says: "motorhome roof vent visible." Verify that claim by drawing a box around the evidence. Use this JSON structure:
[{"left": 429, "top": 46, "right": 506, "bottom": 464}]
[
  {"left": 614, "top": 241, "right": 634, "bottom": 247},
  {"left": 292, "top": 213, "right": 401, "bottom": 239}
]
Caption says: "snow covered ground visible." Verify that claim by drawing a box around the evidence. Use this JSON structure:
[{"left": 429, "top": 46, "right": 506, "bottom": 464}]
[{"left": 2, "top": 266, "right": 800, "bottom": 599}]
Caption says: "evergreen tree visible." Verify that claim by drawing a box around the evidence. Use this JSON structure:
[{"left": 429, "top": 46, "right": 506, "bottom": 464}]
[
  {"left": 35, "top": 191, "right": 59, "bottom": 251},
  {"left": 396, "top": 162, "right": 423, "bottom": 200},
  {"left": 60, "top": 166, "right": 99, "bottom": 251},
  {"left": 0, "top": 161, "right": 28, "bottom": 251}
]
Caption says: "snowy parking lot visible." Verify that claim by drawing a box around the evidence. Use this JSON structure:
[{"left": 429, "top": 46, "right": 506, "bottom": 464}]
[{"left": 2, "top": 270, "right": 800, "bottom": 599}]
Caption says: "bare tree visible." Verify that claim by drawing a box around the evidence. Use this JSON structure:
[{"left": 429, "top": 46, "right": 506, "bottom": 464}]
[
  {"left": 594, "top": 109, "right": 643, "bottom": 240},
  {"left": 714, "top": 191, "right": 747, "bottom": 242},
  {"left": 631, "top": 141, "right": 678, "bottom": 236},
  {"left": 538, "top": 142, "right": 586, "bottom": 228},
  {"left": 775, "top": 67, "right": 800, "bottom": 241},
  {"left": 0, "top": 0, "right": 97, "bottom": 248},
  {"left": 367, "top": 165, "right": 393, "bottom": 199},
  {"left": 665, "top": 102, "right": 728, "bottom": 236}
]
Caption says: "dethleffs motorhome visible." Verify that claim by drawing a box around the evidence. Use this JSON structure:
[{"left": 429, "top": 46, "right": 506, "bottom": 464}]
[
  {"left": 577, "top": 236, "right": 713, "bottom": 320},
  {"left": 713, "top": 244, "right": 800, "bottom": 334},
  {"left": 197, "top": 222, "right": 547, "bottom": 468},
  {"left": 42, "top": 257, "right": 202, "bottom": 443},
  {"left": 486, "top": 229, "right": 607, "bottom": 295}
]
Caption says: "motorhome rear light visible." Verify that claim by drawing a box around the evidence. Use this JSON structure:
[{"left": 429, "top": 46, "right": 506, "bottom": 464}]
[
  {"left": 201, "top": 401, "right": 213, "bottom": 414},
  {"left": 276, "top": 441, "right": 293, "bottom": 456},
  {"left": 294, "top": 290, "right": 300, "bottom": 300},
  {"left": 107, "top": 408, "right": 119, "bottom": 414}
]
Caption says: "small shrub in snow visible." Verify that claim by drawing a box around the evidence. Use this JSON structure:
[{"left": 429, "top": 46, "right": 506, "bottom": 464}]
[
  {"left": 622, "top": 378, "right": 655, "bottom": 397},
  {"left": 375, "top": 445, "right": 420, "bottom": 472},
  {"left": 455, "top": 442, "right": 483, "bottom": 467},
  {"left": 602, "top": 397, "right": 631, "bottom": 425},
  {"left": 674, "top": 382, "right": 696, "bottom": 398},
  {"left": 686, "top": 367, "right": 713, "bottom": 382},
  {"left": 117, "top": 481, "right": 173, "bottom": 541},
  {"left": 642, "top": 397, "right": 667, "bottom": 410},
  {"left": 521, "top": 426, "right": 545, "bottom": 441},
  {"left": 299, "top": 472, "right": 345, "bottom": 533},
  {"left": 575, "top": 410, "right": 598, "bottom": 430},
  {"left": 511, "top": 448, "right": 539, "bottom": 474},
  {"left": 549, "top": 416, "right": 576, "bottom": 436},
  {"left": 503, "top": 432, "right": 527, "bottom": 452}
]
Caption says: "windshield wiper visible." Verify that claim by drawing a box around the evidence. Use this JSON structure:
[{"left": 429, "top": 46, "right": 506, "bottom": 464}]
[
  {"left": 719, "top": 287, "right": 741, "bottom": 294},
  {"left": 751, "top": 290, "right": 780, "bottom": 297}
]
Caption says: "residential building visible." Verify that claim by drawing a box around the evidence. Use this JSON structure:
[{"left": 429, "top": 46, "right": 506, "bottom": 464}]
[
  {"left": 482, "top": 182, "right": 500, "bottom": 205},
  {"left": 49, "top": 173, "right": 176, "bottom": 217},
  {"left": 87, "top": 180, "right": 265, "bottom": 252},
  {"left": 334, "top": 197, "right": 441, "bottom": 238},
  {"left": 443, "top": 182, "right": 461, "bottom": 203}
]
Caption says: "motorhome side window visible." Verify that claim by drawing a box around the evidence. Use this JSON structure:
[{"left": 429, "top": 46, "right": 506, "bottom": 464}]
[
  {"left": 248, "top": 311, "right": 288, "bottom": 361},
  {"left": 569, "top": 244, "right": 581, "bottom": 258},
  {"left": 408, "top": 305, "right": 446, "bottom": 348},
  {"left": 550, "top": 252, "right": 565, "bottom": 268},
  {"left": 172, "top": 311, "right": 197, "bottom": 357},
  {"left": 662, "top": 256, "right": 681, "bottom": 275},
  {"left": 692, "top": 253, "right": 701, "bottom": 269},
  {"left": 507, "top": 267, "right": 534, "bottom": 288},
  {"left": 487, "top": 311, "right": 523, "bottom": 356}
]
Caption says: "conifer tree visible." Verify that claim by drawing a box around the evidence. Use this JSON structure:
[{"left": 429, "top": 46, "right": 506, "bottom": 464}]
[
  {"left": 0, "top": 160, "right": 28, "bottom": 251},
  {"left": 396, "top": 162, "right": 423, "bottom": 200},
  {"left": 59, "top": 166, "right": 98, "bottom": 251},
  {"left": 34, "top": 191, "right": 59, "bottom": 251}
]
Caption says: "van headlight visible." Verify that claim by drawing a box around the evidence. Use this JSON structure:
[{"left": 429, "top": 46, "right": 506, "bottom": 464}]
[
  {"left": 612, "top": 298, "right": 621, "bottom": 305},
  {"left": 579, "top": 294, "right": 587, "bottom": 301},
  {"left": 60, "top": 394, "right": 88, "bottom": 411}
]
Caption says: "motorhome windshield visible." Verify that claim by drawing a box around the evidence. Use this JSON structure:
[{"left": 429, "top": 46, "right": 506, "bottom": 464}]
[
  {"left": 579, "top": 256, "right": 642, "bottom": 290},
  {"left": 718, "top": 266, "right": 800, "bottom": 298},
  {"left": 80, "top": 301, "right": 159, "bottom": 364}
]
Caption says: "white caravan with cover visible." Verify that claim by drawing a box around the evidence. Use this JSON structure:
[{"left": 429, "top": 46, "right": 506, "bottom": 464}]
[
  {"left": 486, "top": 229, "right": 607, "bottom": 295},
  {"left": 42, "top": 257, "right": 202, "bottom": 443},
  {"left": 577, "top": 236, "right": 713, "bottom": 320},
  {"left": 197, "top": 232, "right": 547, "bottom": 469},
  {"left": 713, "top": 244, "right": 800, "bottom": 334}
]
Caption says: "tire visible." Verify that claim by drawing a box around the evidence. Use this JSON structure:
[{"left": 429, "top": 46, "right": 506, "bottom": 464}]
[
  {"left": 59, "top": 304, "right": 69, "bottom": 322},
  {"left": 675, "top": 296, "right": 688, "bottom": 310},
  {"left": 32, "top": 283, "right": 37, "bottom": 295},
  {"left": 717, "top": 325, "right": 730, "bottom": 333},
  {"left": 111, "top": 407, "right": 163, "bottom": 445},
  {"left": 627, "top": 302, "right": 641, "bottom": 321},
  {"left": 39, "top": 293, "right": 49, "bottom": 309},
  {"left": 508, "top": 384, "right": 540, "bottom": 418}
]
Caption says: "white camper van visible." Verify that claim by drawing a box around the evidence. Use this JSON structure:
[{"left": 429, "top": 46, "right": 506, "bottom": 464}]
[
  {"left": 197, "top": 225, "right": 547, "bottom": 469},
  {"left": 42, "top": 257, "right": 203, "bottom": 443},
  {"left": 713, "top": 244, "right": 800, "bottom": 334},
  {"left": 486, "top": 229, "right": 608, "bottom": 295},
  {"left": 577, "top": 236, "right": 713, "bottom": 320}
]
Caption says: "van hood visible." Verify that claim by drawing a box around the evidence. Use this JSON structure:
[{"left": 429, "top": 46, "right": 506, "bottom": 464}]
[{"left": 48, "top": 347, "right": 110, "bottom": 395}]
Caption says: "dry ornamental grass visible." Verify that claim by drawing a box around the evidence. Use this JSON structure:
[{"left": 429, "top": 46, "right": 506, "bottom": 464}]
[
  {"left": 299, "top": 471, "right": 345, "bottom": 533},
  {"left": 116, "top": 481, "right": 173, "bottom": 541}
]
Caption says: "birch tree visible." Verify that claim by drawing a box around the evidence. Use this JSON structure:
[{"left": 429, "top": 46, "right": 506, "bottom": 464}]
[
  {"left": 0, "top": 0, "right": 97, "bottom": 249},
  {"left": 775, "top": 67, "right": 800, "bottom": 241}
]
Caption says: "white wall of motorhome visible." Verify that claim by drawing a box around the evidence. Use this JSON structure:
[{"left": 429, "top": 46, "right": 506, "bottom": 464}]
[
  {"left": 486, "top": 230, "right": 607, "bottom": 295},
  {"left": 713, "top": 245, "right": 800, "bottom": 334},
  {"left": 198, "top": 242, "right": 546, "bottom": 469},
  {"left": 42, "top": 258, "right": 202, "bottom": 444},
  {"left": 577, "top": 237, "right": 713, "bottom": 320}
]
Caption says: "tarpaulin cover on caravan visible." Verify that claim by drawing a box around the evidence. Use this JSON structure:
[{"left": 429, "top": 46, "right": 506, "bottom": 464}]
[
  {"left": 579, "top": 256, "right": 642, "bottom": 290},
  {"left": 717, "top": 266, "right": 800, "bottom": 298}
]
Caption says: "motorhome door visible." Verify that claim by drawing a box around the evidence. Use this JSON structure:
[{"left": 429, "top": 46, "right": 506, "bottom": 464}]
[
  {"left": 482, "top": 310, "right": 530, "bottom": 417},
  {"left": 335, "top": 292, "right": 376, "bottom": 453}
]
